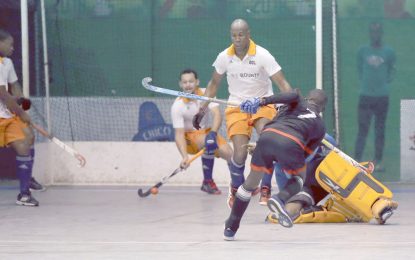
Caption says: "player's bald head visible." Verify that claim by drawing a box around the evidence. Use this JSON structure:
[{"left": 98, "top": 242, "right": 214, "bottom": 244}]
[
  {"left": 230, "top": 19, "right": 250, "bottom": 33},
  {"left": 307, "top": 89, "right": 327, "bottom": 113}
]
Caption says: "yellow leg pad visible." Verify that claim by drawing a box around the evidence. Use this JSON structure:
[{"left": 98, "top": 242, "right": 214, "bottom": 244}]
[
  {"left": 293, "top": 207, "right": 347, "bottom": 223},
  {"left": 315, "top": 151, "right": 393, "bottom": 222}
]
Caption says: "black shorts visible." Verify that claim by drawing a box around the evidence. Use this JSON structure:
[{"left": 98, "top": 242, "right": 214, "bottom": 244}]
[{"left": 251, "top": 128, "right": 306, "bottom": 174}]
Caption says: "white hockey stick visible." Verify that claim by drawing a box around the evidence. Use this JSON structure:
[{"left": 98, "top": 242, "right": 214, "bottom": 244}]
[
  {"left": 141, "top": 77, "right": 240, "bottom": 107},
  {"left": 321, "top": 139, "right": 370, "bottom": 174},
  {"left": 32, "top": 124, "right": 86, "bottom": 167}
]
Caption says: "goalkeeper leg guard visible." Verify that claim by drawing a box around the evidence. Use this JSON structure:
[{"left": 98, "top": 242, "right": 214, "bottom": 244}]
[{"left": 316, "top": 151, "right": 395, "bottom": 222}]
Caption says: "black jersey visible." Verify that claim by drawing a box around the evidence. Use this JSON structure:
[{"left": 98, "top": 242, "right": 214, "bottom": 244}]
[{"left": 262, "top": 92, "right": 326, "bottom": 153}]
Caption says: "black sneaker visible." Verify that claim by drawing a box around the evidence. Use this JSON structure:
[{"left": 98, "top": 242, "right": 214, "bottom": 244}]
[
  {"left": 16, "top": 193, "right": 39, "bottom": 206},
  {"left": 223, "top": 227, "right": 236, "bottom": 241},
  {"left": 267, "top": 195, "right": 293, "bottom": 228},
  {"left": 30, "top": 177, "right": 46, "bottom": 191}
]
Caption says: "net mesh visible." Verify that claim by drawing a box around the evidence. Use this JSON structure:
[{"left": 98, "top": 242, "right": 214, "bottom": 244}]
[{"left": 32, "top": 0, "right": 336, "bottom": 142}]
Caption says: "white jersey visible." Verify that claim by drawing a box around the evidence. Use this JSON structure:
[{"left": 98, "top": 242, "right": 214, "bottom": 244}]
[
  {"left": 213, "top": 40, "right": 282, "bottom": 104},
  {"left": 0, "top": 57, "right": 18, "bottom": 119},
  {"left": 171, "top": 88, "right": 219, "bottom": 132}
]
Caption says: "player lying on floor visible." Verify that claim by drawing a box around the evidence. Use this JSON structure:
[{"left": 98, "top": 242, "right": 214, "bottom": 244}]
[{"left": 264, "top": 135, "right": 398, "bottom": 225}]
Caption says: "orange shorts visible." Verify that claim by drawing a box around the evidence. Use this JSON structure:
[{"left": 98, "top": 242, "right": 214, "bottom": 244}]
[
  {"left": 0, "top": 116, "right": 28, "bottom": 147},
  {"left": 185, "top": 128, "right": 227, "bottom": 157},
  {"left": 225, "top": 105, "right": 276, "bottom": 138}
]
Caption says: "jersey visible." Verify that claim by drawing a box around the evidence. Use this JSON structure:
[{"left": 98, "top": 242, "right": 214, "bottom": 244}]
[
  {"left": 0, "top": 57, "right": 18, "bottom": 119},
  {"left": 171, "top": 88, "right": 219, "bottom": 132},
  {"left": 212, "top": 40, "right": 282, "bottom": 104},
  {"left": 357, "top": 44, "right": 396, "bottom": 97},
  {"left": 264, "top": 93, "right": 326, "bottom": 154}
]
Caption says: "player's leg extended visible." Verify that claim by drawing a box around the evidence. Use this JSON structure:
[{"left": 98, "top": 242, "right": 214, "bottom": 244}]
[{"left": 224, "top": 169, "right": 265, "bottom": 241}]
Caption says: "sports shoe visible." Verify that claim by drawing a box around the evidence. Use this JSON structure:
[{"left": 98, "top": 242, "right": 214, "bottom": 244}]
[
  {"left": 223, "top": 227, "right": 236, "bottom": 241},
  {"left": 259, "top": 186, "right": 271, "bottom": 206},
  {"left": 201, "top": 179, "right": 221, "bottom": 195},
  {"left": 30, "top": 177, "right": 46, "bottom": 192},
  {"left": 267, "top": 195, "right": 293, "bottom": 228},
  {"left": 16, "top": 193, "right": 39, "bottom": 206}
]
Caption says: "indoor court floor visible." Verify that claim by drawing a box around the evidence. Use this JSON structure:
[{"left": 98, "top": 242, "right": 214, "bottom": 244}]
[{"left": 0, "top": 183, "right": 414, "bottom": 259}]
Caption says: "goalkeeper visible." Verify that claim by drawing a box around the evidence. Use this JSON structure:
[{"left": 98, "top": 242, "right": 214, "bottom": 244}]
[
  {"left": 171, "top": 69, "right": 233, "bottom": 194},
  {"left": 266, "top": 133, "right": 397, "bottom": 226}
]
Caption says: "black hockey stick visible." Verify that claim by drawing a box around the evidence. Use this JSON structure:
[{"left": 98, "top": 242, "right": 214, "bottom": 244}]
[{"left": 137, "top": 149, "right": 205, "bottom": 198}]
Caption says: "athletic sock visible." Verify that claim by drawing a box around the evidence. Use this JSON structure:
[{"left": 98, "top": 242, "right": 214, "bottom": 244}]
[
  {"left": 225, "top": 186, "right": 252, "bottom": 231},
  {"left": 16, "top": 155, "right": 33, "bottom": 194},
  {"left": 201, "top": 153, "right": 215, "bottom": 181},
  {"left": 228, "top": 157, "right": 245, "bottom": 188},
  {"left": 261, "top": 172, "right": 272, "bottom": 188}
]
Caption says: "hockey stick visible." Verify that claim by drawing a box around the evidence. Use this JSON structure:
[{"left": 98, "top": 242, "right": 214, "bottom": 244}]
[
  {"left": 31, "top": 123, "right": 87, "bottom": 167},
  {"left": 321, "top": 139, "right": 370, "bottom": 174},
  {"left": 141, "top": 77, "right": 240, "bottom": 107},
  {"left": 137, "top": 148, "right": 205, "bottom": 198}
]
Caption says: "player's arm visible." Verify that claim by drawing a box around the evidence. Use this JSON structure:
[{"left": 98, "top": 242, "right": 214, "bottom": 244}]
[
  {"left": 201, "top": 71, "right": 223, "bottom": 110},
  {"left": 0, "top": 85, "right": 30, "bottom": 124},
  {"left": 8, "top": 81, "right": 31, "bottom": 110},
  {"left": 193, "top": 71, "right": 223, "bottom": 130},
  {"left": 260, "top": 90, "right": 299, "bottom": 105},
  {"left": 239, "top": 91, "right": 299, "bottom": 114},
  {"left": 174, "top": 128, "right": 190, "bottom": 169},
  {"left": 270, "top": 70, "right": 292, "bottom": 93},
  {"left": 9, "top": 81, "right": 23, "bottom": 97}
]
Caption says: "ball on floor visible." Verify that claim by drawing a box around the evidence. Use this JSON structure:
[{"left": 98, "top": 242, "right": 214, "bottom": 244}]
[{"left": 151, "top": 187, "right": 159, "bottom": 195}]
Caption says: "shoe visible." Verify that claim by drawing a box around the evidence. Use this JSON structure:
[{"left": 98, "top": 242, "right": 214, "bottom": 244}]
[
  {"left": 267, "top": 195, "right": 293, "bottom": 228},
  {"left": 16, "top": 193, "right": 39, "bottom": 206},
  {"left": 223, "top": 227, "right": 236, "bottom": 241},
  {"left": 201, "top": 179, "right": 221, "bottom": 195},
  {"left": 29, "top": 177, "right": 46, "bottom": 192},
  {"left": 259, "top": 186, "right": 271, "bottom": 206}
]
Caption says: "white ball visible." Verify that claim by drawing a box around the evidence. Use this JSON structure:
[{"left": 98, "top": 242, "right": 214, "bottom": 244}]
[{"left": 246, "top": 9, "right": 252, "bottom": 13}]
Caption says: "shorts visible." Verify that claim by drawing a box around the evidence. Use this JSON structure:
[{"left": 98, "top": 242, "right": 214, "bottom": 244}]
[
  {"left": 0, "top": 116, "right": 28, "bottom": 147},
  {"left": 185, "top": 128, "right": 227, "bottom": 157},
  {"left": 225, "top": 105, "right": 276, "bottom": 139},
  {"left": 251, "top": 128, "right": 309, "bottom": 175}
]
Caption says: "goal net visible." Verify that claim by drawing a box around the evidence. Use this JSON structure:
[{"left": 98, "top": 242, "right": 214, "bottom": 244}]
[{"left": 31, "top": 0, "right": 338, "bottom": 142}]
